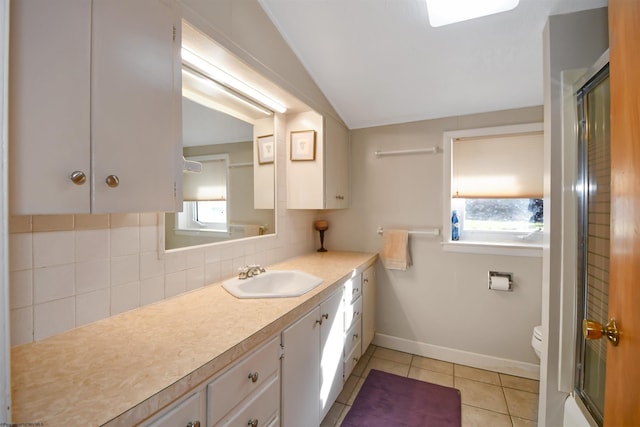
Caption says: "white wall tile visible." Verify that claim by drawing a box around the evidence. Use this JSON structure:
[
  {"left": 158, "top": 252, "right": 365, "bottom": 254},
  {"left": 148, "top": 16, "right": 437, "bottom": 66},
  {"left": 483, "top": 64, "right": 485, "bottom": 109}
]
[
  {"left": 34, "top": 297, "right": 75, "bottom": 341},
  {"left": 186, "top": 248, "right": 204, "bottom": 269},
  {"left": 140, "top": 225, "right": 159, "bottom": 253},
  {"left": 10, "top": 269, "right": 33, "bottom": 309},
  {"left": 140, "top": 276, "right": 165, "bottom": 306},
  {"left": 111, "top": 281, "right": 140, "bottom": 315},
  {"left": 186, "top": 266, "right": 205, "bottom": 291},
  {"left": 164, "top": 250, "right": 186, "bottom": 274},
  {"left": 76, "top": 289, "right": 110, "bottom": 326},
  {"left": 9, "top": 233, "right": 32, "bottom": 271},
  {"left": 110, "top": 227, "right": 140, "bottom": 257},
  {"left": 165, "top": 270, "right": 186, "bottom": 298},
  {"left": 76, "top": 229, "right": 109, "bottom": 262},
  {"left": 76, "top": 259, "right": 109, "bottom": 294},
  {"left": 33, "top": 231, "right": 75, "bottom": 268},
  {"left": 11, "top": 307, "right": 33, "bottom": 345},
  {"left": 140, "top": 252, "right": 165, "bottom": 280},
  {"left": 204, "top": 262, "right": 221, "bottom": 285},
  {"left": 110, "top": 254, "right": 139, "bottom": 287},
  {"left": 33, "top": 264, "right": 75, "bottom": 304}
]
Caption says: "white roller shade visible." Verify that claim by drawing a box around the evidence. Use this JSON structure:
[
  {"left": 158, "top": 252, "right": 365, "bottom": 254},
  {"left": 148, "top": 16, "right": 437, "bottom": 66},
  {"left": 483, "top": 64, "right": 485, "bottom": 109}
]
[
  {"left": 452, "top": 132, "right": 543, "bottom": 198},
  {"left": 183, "top": 155, "right": 228, "bottom": 201}
]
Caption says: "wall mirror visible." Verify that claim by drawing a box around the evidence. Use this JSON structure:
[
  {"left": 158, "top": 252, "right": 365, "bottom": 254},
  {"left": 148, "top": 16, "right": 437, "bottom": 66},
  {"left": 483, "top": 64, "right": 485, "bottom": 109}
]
[{"left": 165, "top": 21, "right": 282, "bottom": 250}]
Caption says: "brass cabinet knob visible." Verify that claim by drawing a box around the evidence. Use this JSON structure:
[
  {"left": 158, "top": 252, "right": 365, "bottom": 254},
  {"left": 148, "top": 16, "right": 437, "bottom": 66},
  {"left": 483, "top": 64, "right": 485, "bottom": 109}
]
[
  {"left": 248, "top": 372, "right": 259, "bottom": 383},
  {"left": 105, "top": 174, "right": 120, "bottom": 188},
  {"left": 186, "top": 421, "right": 200, "bottom": 427},
  {"left": 583, "top": 318, "right": 620, "bottom": 346},
  {"left": 248, "top": 419, "right": 259, "bottom": 427},
  {"left": 70, "top": 171, "right": 87, "bottom": 185}
]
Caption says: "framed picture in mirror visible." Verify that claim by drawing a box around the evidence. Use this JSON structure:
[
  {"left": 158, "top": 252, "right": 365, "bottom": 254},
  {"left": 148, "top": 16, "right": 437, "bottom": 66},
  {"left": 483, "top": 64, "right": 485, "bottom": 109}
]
[
  {"left": 290, "top": 130, "right": 316, "bottom": 161},
  {"left": 257, "top": 134, "right": 275, "bottom": 164}
]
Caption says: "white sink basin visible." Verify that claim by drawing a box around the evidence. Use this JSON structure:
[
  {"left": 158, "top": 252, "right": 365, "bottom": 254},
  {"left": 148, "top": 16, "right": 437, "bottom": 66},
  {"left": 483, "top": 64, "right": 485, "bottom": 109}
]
[{"left": 222, "top": 270, "right": 324, "bottom": 298}]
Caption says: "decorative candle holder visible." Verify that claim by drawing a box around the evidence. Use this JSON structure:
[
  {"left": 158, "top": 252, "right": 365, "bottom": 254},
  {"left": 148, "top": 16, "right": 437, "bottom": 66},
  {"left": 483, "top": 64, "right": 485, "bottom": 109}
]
[{"left": 313, "top": 220, "right": 329, "bottom": 252}]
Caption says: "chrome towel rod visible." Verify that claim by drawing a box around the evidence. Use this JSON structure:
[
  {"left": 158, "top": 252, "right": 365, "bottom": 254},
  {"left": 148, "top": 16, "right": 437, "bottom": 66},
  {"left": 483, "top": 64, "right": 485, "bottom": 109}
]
[
  {"left": 374, "top": 147, "right": 438, "bottom": 158},
  {"left": 228, "top": 162, "right": 253, "bottom": 168},
  {"left": 377, "top": 227, "right": 440, "bottom": 236}
]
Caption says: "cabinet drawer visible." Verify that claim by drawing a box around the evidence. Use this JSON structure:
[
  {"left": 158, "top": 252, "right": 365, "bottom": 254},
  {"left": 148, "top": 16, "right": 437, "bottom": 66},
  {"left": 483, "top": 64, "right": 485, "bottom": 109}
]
[
  {"left": 344, "top": 317, "right": 362, "bottom": 358},
  {"left": 142, "top": 390, "right": 205, "bottom": 427},
  {"left": 344, "top": 296, "right": 362, "bottom": 332},
  {"left": 213, "top": 374, "right": 279, "bottom": 427},
  {"left": 207, "top": 336, "right": 280, "bottom": 424},
  {"left": 343, "top": 275, "right": 362, "bottom": 304},
  {"left": 344, "top": 341, "right": 362, "bottom": 379}
]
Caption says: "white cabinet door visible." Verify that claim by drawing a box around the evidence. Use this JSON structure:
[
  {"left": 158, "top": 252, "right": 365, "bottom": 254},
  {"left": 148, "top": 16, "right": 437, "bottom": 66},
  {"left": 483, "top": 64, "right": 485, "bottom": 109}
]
[
  {"left": 9, "top": 0, "right": 92, "bottom": 214},
  {"left": 142, "top": 390, "right": 206, "bottom": 427},
  {"left": 362, "top": 265, "right": 376, "bottom": 352},
  {"left": 323, "top": 115, "right": 349, "bottom": 209},
  {"left": 91, "top": 0, "right": 180, "bottom": 213},
  {"left": 9, "top": 0, "right": 180, "bottom": 215},
  {"left": 282, "top": 306, "right": 321, "bottom": 426},
  {"left": 319, "top": 288, "right": 344, "bottom": 420}
]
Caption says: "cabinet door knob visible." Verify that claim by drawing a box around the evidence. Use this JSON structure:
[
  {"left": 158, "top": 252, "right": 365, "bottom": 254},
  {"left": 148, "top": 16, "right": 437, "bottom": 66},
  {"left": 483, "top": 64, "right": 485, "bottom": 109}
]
[
  {"left": 70, "top": 171, "right": 87, "bottom": 185},
  {"left": 248, "top": 419, "right": 259, "bottom": 427},
  {"left": 248, "top": 372, "right": 259, "bottom": 383},
  {"left": 105, "top": 174, "right": 120, "bottom": 188},
  {"left": 353, "top": 333, "right": 359, "bottom": 339},
  {"left": 186, "top": 422, "right": 200, "bottom": 427}
]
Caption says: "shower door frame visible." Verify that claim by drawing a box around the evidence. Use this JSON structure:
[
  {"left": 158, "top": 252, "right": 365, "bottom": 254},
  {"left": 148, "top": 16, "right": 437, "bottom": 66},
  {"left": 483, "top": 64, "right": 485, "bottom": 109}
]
[{"left": 574, "top": 56, "right": 610, "bottom": 427}]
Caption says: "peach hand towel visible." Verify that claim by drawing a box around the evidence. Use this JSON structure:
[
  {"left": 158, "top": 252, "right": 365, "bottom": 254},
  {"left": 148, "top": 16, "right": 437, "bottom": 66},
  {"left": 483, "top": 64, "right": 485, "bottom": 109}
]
[{"left": 381, "top": 229, "right": 411, "bottom": 270}]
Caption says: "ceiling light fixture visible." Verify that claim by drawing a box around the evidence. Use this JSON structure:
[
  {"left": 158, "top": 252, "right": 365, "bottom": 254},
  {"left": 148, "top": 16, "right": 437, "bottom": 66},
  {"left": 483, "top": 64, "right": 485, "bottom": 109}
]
[
  {"left": 425, "top": 0, "right": 520, "bottom": 27},
  {"left": 181, "top": 47, "right": 287, "bottom": 114}
]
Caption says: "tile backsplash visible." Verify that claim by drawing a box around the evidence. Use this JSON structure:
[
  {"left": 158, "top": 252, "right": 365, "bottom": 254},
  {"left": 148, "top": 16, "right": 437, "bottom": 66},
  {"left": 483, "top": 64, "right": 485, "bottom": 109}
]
[{"left": 9, "top": 209, "right": 317, "bottom": 345}]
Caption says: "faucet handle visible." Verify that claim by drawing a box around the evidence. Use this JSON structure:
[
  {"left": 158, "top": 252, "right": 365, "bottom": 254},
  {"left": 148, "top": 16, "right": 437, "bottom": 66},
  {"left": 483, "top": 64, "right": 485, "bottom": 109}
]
[{"left": 238, "top": 266, "right": 250, "bottom": 279}]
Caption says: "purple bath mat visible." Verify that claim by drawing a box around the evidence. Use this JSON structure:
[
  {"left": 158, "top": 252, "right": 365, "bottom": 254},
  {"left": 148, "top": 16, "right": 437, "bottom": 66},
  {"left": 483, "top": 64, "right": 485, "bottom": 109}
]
[{"left": 341, "top": 369, "right": 461, "bottom": 427}]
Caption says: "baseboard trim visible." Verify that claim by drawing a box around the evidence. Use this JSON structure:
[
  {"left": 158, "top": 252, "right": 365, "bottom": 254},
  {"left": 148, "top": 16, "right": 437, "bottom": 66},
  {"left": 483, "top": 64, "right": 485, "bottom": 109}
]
[{"left": 372, "top": 333, "right": 540, "bottom": 380}]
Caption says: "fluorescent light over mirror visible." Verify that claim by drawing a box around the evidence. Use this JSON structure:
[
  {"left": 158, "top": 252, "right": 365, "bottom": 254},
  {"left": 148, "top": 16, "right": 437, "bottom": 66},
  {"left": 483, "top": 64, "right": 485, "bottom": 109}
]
[{"left": 426, "top": 0, "right": 520, "bottom": 27}]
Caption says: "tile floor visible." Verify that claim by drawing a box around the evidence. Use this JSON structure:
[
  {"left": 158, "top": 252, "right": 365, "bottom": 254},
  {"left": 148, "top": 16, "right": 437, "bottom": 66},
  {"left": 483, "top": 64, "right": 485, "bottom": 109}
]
[{"left": 321, "top": 345, "right": 539, "bottom": 427}]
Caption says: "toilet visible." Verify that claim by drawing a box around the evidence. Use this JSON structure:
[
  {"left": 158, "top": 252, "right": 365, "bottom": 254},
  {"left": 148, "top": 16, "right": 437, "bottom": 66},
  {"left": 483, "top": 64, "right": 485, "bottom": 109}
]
[{"left": 531, "top": 325, "right": 543, "bottom": 359}]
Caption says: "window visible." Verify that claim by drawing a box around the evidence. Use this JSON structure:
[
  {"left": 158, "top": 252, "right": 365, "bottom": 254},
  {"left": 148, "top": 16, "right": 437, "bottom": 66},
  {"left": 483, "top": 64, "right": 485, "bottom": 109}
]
[
  {"left": 177, "top": 154, "right": 229, "bottom": 233},
  {"left": 444, "top": 123, "right": 544, "bottom": 254}
]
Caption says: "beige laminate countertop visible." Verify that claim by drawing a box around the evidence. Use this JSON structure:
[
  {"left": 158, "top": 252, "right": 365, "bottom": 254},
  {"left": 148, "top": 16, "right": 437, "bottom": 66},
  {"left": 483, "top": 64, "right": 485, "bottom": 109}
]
[{"left": 11, "top": 251, "right": 377, "bottom": 427}]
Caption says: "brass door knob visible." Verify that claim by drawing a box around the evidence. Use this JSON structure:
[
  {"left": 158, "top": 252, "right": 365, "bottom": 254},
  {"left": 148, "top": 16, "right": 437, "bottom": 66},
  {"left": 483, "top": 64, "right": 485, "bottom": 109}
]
[
  {"left": 105, "top": 174, "right": 120, "bottom": 188},
  {"left": 70, "top": 171, "right": 87, "bottom": 185},
  {"left": 583, "top": 318, "right": 620, "bottom": 346}
]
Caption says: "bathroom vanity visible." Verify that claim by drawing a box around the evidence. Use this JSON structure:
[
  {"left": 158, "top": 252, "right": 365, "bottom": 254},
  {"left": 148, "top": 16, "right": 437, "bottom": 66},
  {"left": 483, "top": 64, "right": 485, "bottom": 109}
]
[{"left": 10, "top": 251, "right": 376, "bottom": 426}]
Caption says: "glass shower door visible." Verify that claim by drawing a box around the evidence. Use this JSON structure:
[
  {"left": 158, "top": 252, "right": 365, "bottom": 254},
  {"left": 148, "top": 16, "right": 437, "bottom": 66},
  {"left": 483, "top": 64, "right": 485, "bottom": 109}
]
[{"left": 575, "top": 63, "right": 610, "bottom": 426}]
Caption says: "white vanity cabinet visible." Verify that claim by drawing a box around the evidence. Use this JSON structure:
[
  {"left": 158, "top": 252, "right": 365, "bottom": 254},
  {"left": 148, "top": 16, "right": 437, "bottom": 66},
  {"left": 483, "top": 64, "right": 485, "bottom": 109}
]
[
  {"left": 281, "top": 287, "right": 344, "bottom": 425},
  {"left": 207, "top": 336, "right": 281, "bottom": 427},
  {"left": 362, "top": 264, "right": 376, "bottom": 351},
  {"left": 9, "top": 0, "right": 181, "bottom": 215},
  {"left": 343, "top": 274, "right": 363, "bottom": 379},
  {"left": 286, "top": 111, "right": 349, "bottom": 209}
]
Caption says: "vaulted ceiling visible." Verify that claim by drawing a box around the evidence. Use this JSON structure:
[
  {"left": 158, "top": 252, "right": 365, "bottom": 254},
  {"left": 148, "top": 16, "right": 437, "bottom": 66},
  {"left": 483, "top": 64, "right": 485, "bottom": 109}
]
[{"left": 258, "top": 0, "right": 608, "bottom": 129}]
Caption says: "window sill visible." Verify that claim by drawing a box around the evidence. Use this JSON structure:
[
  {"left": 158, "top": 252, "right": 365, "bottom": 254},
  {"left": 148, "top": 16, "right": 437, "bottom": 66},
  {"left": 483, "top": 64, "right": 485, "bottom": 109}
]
[
  {"left": 174, "top": 228, "right": 230, "bottom": 237},
  {"left": 442, "top": 241, "right": 543, "bottom": 257}
]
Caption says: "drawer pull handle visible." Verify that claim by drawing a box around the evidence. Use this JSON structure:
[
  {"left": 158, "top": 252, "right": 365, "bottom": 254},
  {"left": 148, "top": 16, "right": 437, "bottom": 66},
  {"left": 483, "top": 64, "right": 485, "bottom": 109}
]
[
  {"left": 353, "top": 333, "right": 359, "bottom": 339},
  {"left": 248, "top": 372, "right": 259, "bottom": 383},
  {"left": 248, "top": 419, "right": 259, "bottom": 427},
  {"left": 353, "top": 357, "right": 359, "bottom": 363},
  {"left": 186, "top": 422, "right": 200, "bottom": 427},
  {"left": 316, "top": 313, "right": 329, "bottom": 325},
  {"left": 364, "top": 278, "right": 369, "bottom": 283}
]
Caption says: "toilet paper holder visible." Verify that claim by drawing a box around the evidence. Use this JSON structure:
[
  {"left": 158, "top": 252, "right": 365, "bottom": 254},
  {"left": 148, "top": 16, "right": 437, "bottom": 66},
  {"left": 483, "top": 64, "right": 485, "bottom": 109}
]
[{"left": 488, "top": 271, "right": 513, "bottom": 291}]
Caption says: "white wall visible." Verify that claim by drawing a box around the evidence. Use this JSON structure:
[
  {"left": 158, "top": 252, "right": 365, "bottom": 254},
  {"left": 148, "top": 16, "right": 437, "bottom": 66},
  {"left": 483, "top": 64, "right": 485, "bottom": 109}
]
[
  {"left": 540, "top": 7, "right": 609, "bottom": 427},
  {"left": 324, "top": 106, "right": 544, "bottom": 377}
]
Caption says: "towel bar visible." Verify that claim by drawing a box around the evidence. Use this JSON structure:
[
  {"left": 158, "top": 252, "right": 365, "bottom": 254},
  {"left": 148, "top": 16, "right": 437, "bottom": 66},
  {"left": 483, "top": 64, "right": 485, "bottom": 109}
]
[
  {"left": 377, "top": 227, "right": 440, "bottom": 236},
  {"left": 374, "top": 147, "right": 438, "bottom": 158}
]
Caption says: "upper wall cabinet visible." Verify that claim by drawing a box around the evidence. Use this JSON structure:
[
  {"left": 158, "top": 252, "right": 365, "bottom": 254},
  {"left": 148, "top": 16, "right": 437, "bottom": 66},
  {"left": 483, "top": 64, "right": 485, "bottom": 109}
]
[
  {"left": 286, "top": 111, "right": 349, "bottom": 209},
  {"left": 9, "top": 0, "right": 181, "bottom": 215}
]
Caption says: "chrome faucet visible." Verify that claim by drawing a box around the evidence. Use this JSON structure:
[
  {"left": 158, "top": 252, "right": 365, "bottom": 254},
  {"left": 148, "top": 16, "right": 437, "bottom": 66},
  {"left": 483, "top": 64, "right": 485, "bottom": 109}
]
[{"left": 238, "top": 264, "right": 266, "bottom": 280}]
